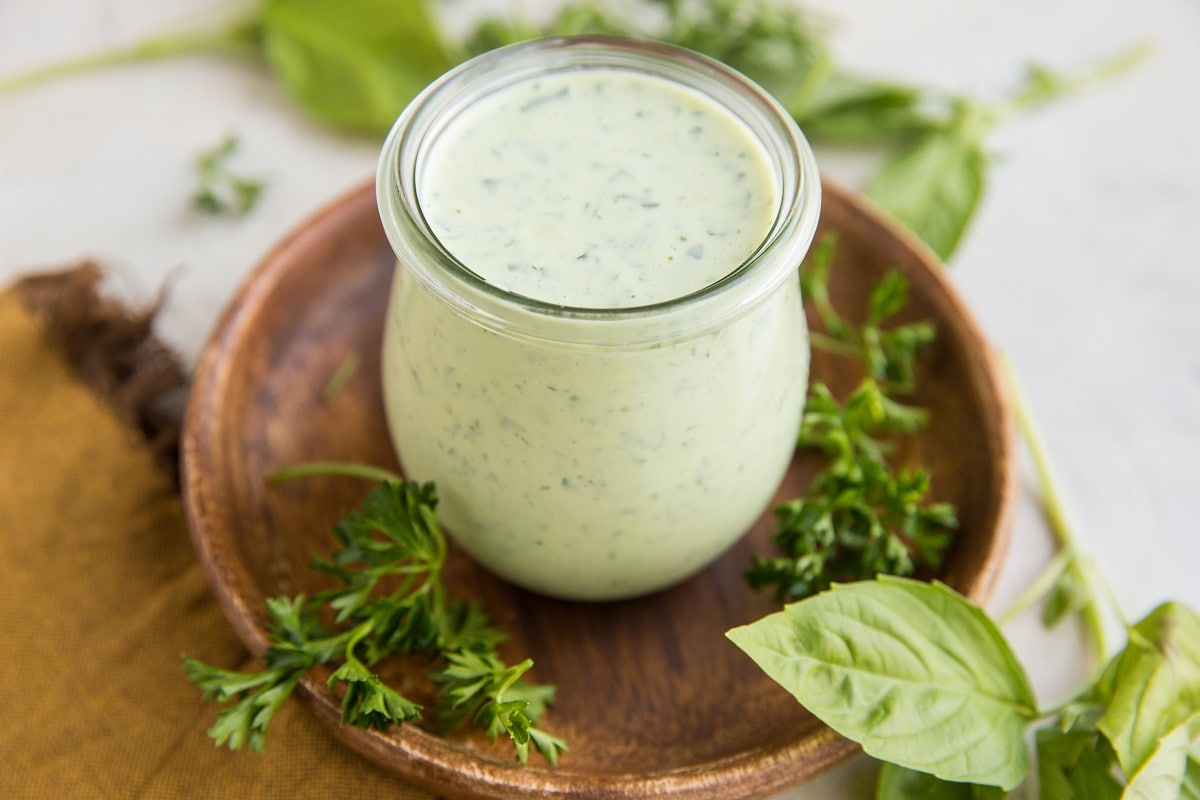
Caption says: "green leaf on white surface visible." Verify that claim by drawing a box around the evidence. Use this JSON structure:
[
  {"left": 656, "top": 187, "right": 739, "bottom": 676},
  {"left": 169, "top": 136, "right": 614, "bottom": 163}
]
[
  {"left": 876, "top": 762, "right": 1005, "bottom": 799},
  {"left": 798, "top": 71, "right": 938, "bottom": 144},
  {"left": 1034, "top": 725, "right": 1122, "bottom": 800},
  {"left": 726, "top": 576, "right": 1037, "bottom": 790},
  {"left": 1041, "top": 555, "right": 1093, "bottom": 629},
  {"left": 1183, "top": 755, "right": 1200, "bottom": 799},
  {"left": 1097, "top": 602, "right": 1200, "bottom": 777},
  {"left": 866, "top": 108, "right": 988, "bottom": 261},
  {"left": 1122, "top": 713, "right": 1200, "bottom": 800},
  {"left": 260, "top": 0, "right": 452, "bottom": 134}
]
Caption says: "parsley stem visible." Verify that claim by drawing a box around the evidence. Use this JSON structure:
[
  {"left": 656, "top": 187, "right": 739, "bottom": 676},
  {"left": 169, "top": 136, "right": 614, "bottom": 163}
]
[
  {"left": 997, "top": 549, "right": 1071, "bottom": 627},
  {"left": 808, "top": 331, "right": 861, "bottom": 358},
  {"left": 320, "top": 352, "right": 361, "bottom": 404},
  {"left": 268, "top": 461, "right": 404, "bottom": 486},
  {"left": 0, "top": 20, "right": 261, "bottom": 97},
  {"left": 1001, "top": 355, "right": 1111, "bottom": 659},
  {"left": 991, "top": 43, "right": 1151, "bottom": 124}
]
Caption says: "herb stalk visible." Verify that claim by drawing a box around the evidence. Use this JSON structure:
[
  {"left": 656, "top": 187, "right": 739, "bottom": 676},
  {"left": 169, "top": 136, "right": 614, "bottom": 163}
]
[
  {"left": 0, "top": 19, "right": 261, "bottom": 96},
  {"left": 268, "top": 460, "right": 404, "bottom": 486},
  {"left": 999, "top": 355, "right": 1120, "bottom": 661}
]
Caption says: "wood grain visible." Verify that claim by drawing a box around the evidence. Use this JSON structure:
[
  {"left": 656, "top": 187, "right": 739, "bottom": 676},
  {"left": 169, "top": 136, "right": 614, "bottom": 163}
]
[{"left": 182, "top": 179, "right": 1015, "bottom": 799}]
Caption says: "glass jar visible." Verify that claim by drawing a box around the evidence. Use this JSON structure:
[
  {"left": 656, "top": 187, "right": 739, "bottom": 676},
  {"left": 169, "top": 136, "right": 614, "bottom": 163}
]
[{"left": 376, "top": 36, "right": 820, "bottom": 601}]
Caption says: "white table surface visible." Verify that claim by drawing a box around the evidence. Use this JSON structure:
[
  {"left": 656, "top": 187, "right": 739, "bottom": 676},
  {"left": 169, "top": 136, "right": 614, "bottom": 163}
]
[{"left": 2, "top": 1, "right": 1197, "bottom": 797}]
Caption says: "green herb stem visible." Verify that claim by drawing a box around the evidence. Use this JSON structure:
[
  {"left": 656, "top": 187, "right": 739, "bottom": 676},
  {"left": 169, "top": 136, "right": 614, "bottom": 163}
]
[
  {"left": 997, "top": 549, "right": 1070, "bottom": 628},
  {"left": 320, "top": 352, "right": 361, "bottom": 404},
  {"left": 0, "top": 20, "right": 262, "bottom": 97},
  {"left": 1001, "top": 355, "right": 1113, "bottom": 658},
  {"left": 1001, "top": 42, "right": 1152, "bottom": 120},
  {"left": 267, "top": 461, "right": 404, "bottom": 486},
  {"left": 807, "top": 331, "right": 861, "bottom": 358}
]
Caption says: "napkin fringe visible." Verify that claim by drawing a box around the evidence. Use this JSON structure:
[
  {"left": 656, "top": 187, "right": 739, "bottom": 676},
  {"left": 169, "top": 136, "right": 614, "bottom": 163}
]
[{"left": 14, "top": 262, "right": 187, "bottom": 482}]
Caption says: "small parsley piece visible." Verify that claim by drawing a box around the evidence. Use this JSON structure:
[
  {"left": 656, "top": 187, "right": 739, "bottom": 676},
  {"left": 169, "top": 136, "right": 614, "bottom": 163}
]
[
  {"left": 435, "top": 651, "right": 568, "bottom": 765},
  {"left": 182, "top": 475, "right": 565, "bottom": 763},
  {"left": 800, "top": 235, "right": 937, "bottom": 396},
  {"left": 746, "top": 236, "right": 956, "bottom": 603},
  {"left": 320, "top": 352, "right": 360, "bottom": 404},
  {"left": 192, "top": 135, "right": 264, "bottom": 217}
]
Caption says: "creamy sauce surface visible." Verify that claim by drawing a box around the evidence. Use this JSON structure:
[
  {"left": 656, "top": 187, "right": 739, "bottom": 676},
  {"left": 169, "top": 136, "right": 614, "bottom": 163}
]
[{"left": 418, "top": 68, "right": 780, "bottom": 308}]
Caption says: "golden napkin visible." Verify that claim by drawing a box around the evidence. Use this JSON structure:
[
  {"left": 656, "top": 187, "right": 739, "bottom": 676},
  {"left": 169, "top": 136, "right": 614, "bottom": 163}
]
[{"left": 0, "top": 268, "right": 433, "bottom": 799}]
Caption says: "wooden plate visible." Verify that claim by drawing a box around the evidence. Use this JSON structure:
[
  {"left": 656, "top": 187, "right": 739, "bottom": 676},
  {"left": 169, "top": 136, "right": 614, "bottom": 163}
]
[{"left": 182, "top": 180, "right": 1015, "bottom": 799}]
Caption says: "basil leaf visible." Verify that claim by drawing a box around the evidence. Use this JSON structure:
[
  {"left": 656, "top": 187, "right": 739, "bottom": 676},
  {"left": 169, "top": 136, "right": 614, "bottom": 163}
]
[
  {"left": 260, "top": 0, "right": 452, "bottom": 134},
  {"left": 1034, "top": 726, "right": 1122, "bottom": 800},
  {"left": 866, "top": 107, "right": 988, "bottom": 261},
  {"left": 799, "top": 71, "right": 938, "bottom": 143},
  {"left": 1183, "top": 755, "right": 1200, "bottom": 799},
  {"left": 1097, "top": 602, "right": 1200, "bottom": 777},
  {"left": 876, "top": 762, "right": 1005, "bottom": 799},
  {"left": 1123, "top": 713, "right": 1200, "bottom": 800},
  {"left": 866, "top": 269, "right": 910, "bottom": 326},
  {"left": 726, "top": 576, "right": 1037, "bottom": 790},
  {"left": 1042, "top": 557, "right": 1091, "bottom": 629}
]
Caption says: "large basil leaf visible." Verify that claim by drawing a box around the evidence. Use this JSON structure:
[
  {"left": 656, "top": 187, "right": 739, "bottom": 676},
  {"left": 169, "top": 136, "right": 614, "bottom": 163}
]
[
  {"left": 1098, "top": 602, "right": 1200, "bottom": 777},
  {"left": 798, "top": 71, "right": 936, "bottom": 143},
  {"left": 260, "top": 0, "right": 452, "bottom": 134},
  {"left": 1122, "top": 712, "right": 1200, "bottom": 800},
  {"left": 726, "top": 576, "right": 1037, "bottom": 790},
  {"left": 1183, "top": 754, "right": 1200, "bottom": 799},
  {"left": 866, "top": 107, "right": 987, "bottom": 261}
]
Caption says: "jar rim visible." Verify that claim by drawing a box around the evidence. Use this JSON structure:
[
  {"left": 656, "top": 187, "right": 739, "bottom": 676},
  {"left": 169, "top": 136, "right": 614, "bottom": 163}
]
[{"left": 376, "top": 35, "right": 821, "bottom": 347}]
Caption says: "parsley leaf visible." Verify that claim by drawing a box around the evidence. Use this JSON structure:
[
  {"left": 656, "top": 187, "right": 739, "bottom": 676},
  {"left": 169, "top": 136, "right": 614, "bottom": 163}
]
[
  {"left": 746, "top": 236, "right": 955, "bottom": 603},
  {"left": 192, "top": 135, "right": 264, "bottom": 217},
  {"left": 182, "top": 477, "right": 564, "bottom": 763}
]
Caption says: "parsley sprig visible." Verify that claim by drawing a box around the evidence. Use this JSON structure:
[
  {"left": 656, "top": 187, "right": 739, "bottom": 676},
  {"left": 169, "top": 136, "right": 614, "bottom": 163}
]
[
  {"left": 183, "top": 476, "right": 566, "bottom": 764},
  {"left": 192, "top": 135, "right": 264, "bottom": 217},
  {"left": 746, "top": 236, "right": 956, "bottom": 603}
]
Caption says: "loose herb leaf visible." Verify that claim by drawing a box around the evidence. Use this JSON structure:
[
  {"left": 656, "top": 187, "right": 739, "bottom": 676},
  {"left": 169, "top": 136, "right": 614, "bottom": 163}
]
[
  {"left": 748, "top": 389, "right": 946, "bottom": 595},
  {"left": 866, "top": 105, "right": 988, "bottom": 261},
  {"left": 798, "top": 71, "right": 939, "bottom": 144},
  {"left": 652, "top": 0, "right": 830, "bottom": 114},
  {"left": 259, "top": 0, "right": 452, "bottom": 133},
  {"left": 863, "top": 48, "right": 1145, "bottom": 259},
  {"left": 1096, "top": 602, "right": 1200, "bottom": 777},
  {"left": 800, "top": 236, "right": 936, "bottom": 396},
  {"left": 192, "top": 135, "right": 264, "bottom": 216},
  {"left": 181, "top": 655, "right": 304, "bottom": 752},
  {"left": 747, "top": 238, "right": 953, "bottom": 603},
  {"left": 1122, "top": 712, "right": 1200, "bottom": 800},
  {"left": 1042, "top": 554, "right": 1095, "bottom": 629},
  {"left": 876, "top": 762, "right": 1004, "bottom": 799},
  {"left": 1184, "top": 755, "right": 1200, "bottom": 800},
  {"left": 183, "top": 477, "right": 563, "bottom": 762},
  {"left": 727, "top": 577, "right": 1037, "bottom": 790},
  {"left": 434, "top": 651, "right": 567, "bottom": 764},
  {"left": 329, "top": 656, "right": 422, "bottom": 730},
  {"left": 1034, "top": 725, "right": 1123, "bottom": 800}
]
